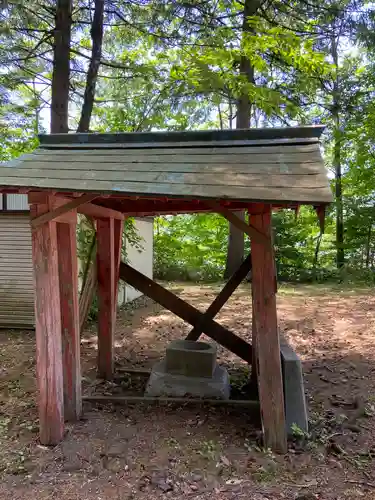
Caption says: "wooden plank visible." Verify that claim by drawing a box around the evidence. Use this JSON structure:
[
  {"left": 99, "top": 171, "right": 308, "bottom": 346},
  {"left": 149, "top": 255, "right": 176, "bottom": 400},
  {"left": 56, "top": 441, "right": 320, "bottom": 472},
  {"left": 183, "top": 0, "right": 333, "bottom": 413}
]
[
  {"left": 26, "top": 153, "right": 322, "bottom": 165},
  {"left": 206, "top": 201, "right": 270, "bottom": 245},
  {"left": 79, "top": 259, "right": 97, "bottom": 333},
  {"left": 30, "top": 200, "right": 64, "bottom": 445},
  {"left": 250, "top": 312, "right": 258, "bottom": 389},
  {"left": 16, "top": 160, "right": 324, "bottom": 174},
  {"left": 97, "top": 218, "right": 115, "bottom": 379},
  {"left": 37, "top": 137, "right": 320, "bottom": 149},
  {"left": 30, "top": 193, "right": 98, "bottom": 228},
  {"left": 29, "top": 191, "right": 61, "bottom": 204},
  {"left": 186, "top": 254, "right": 252, "bottom": 341},
  {"left": 113, "top": 219, "right": 123, "bottom": 323},
  {"left": 28, "top": 192, "right": 124, "bottom": 221},
  {"left": 251, "top": 206, "right": 287, "bottom": 453},
  {"left": 39, "top": 125, "right": 324, "bottom": 145},
  {"left": 4, "top": 168, "right": 330, "bottom": 189},
  {"left": 57, "top": 218, "right": 82, "bottom": 421},
  {"left": 2, "top": 178, "right": 334, "bottom": 204},
  {"left": 33, "top": 143, "right": 320, "bottom": 156},
  {"left": 79, "top": 202, "right": 125, "bottom": 220},
  {"left": 26, "top": 156, "right": 322, "bottom": 169},
  {"left": 83, "top": 395, "right": 260, "bottom": 408},
  {"left": 119, "top": 262, "right": 253, "bottom": 364}
]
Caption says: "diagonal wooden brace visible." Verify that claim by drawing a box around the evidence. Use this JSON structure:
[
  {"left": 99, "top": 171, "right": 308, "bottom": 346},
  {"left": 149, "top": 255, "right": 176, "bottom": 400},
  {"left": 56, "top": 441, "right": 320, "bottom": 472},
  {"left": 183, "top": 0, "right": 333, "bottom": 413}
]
[
  {"left": 206, "top": 201, "right": 277, "bottom": 293},
  {"left": 186, "top": 253, "right": 252, "bottom": 341},
  {"left": 119, "top": 262, "right": 252, "bottom": 364},
  {"left": 31, "top": 194, "right": 98, "bottom": 228},
  {"left": 204, "top": 200, "right": 270, "bottom": 245}
]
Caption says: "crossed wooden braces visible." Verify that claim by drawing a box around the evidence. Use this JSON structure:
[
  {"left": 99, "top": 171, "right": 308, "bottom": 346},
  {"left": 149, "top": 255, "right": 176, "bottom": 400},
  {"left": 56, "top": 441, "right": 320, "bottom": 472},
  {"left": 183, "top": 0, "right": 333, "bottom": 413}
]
[
  {"left": 119, "top": 254, "right": 253, "bottom": 363},
  {"left": 29, "top": 191, "right": 286, "bottom": 454}
]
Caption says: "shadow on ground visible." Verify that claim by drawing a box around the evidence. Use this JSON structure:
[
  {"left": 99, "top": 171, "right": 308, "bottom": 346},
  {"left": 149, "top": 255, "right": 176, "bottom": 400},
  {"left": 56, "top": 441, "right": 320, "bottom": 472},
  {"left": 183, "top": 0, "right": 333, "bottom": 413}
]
[{"left": 1, "top": 283, "right": 375, "bottom": 499}]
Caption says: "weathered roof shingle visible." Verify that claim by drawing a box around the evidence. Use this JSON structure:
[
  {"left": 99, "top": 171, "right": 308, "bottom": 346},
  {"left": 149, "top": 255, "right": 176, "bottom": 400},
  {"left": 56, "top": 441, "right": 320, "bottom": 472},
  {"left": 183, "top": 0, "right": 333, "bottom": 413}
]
[{"left": 0, "top": 126, "right": 333, "bottom": 205}]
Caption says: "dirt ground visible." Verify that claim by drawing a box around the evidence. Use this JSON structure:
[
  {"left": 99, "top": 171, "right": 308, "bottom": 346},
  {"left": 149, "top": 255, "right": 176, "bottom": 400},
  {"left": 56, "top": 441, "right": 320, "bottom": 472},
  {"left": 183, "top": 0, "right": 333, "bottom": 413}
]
[{"left": 1, "top": 283, "right": 375, "bottom": 500}]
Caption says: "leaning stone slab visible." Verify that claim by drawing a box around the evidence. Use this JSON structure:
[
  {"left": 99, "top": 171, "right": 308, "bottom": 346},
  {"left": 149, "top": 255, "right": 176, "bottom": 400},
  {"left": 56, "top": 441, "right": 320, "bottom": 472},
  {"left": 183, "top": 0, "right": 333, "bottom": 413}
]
[
  {"left": 165, "top": 339, "right": 216, "bottom": 378},
  {"left": 145, "top": 360, "right": 230, "bottom": 400},
  {"left": 280, "top": 342, "right": 309, "bottom": 435}
]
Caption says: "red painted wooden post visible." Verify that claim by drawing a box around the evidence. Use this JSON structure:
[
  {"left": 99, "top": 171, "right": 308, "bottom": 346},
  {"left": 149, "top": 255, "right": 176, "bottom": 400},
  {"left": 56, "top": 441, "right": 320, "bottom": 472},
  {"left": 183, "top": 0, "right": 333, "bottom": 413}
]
[
  {"left": 250, "top": 204, "right": 287, "bottom": 453},
  {"left": 57, "top": 215, "right": 82, "bottom": 421},
  {"left": 113, "top": 219, "right": 124, "bottom": 322},
  {"left": 30, "top": 199, "right": 64, "bottom": 445},
  {"left": 97, "top": 218, "right": 115, "bottom": 379}
]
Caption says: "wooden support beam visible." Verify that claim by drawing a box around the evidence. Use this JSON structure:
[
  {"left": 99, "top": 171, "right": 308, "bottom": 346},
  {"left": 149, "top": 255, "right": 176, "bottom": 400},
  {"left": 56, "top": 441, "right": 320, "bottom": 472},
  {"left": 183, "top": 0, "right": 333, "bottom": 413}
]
[
  {"left": 251, "top": 206, "right": 287, "bottom": 453},
  {"left": 113, "top": 219, "right": 124, "bottom": 323},
  {"left": 28, "top": 192, "right": 124, "bottom": 221},
  {"left": 31, "top": 200, "right": 64, "bottom": 445},
  {"left": 57, "top": 216, "right": 82, "bottom": 421},
  {"left": 79, "top": 260, "right": 97, "bottom": 332},
  {"left": 97, "top": 218, "right": 116, "bottom": 379},
  {"left": 79, "top": 223, "right": 97, "bottom": 333},
  {"left": 205, "top": 200, "right": 269, "bottom": 245},
  {"left": 119, "top": 262, "right": 252, "bottom": 364},
  {"left": 31, "top": 193, "right": 98, "bottom": 228},
  {"left": 186, "top": 253, "right": 252, "bottom": 341},
  {"left": 83, "top": 395, "right": 260, "bottom": 410},
  {"left": 79, "top": 203, "right": 125, "bottom": 221}
]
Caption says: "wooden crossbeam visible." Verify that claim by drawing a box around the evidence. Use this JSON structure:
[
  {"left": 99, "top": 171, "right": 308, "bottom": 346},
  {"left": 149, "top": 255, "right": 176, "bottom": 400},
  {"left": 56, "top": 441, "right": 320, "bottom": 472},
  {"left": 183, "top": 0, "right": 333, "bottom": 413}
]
[
  {"left": 205, "top": 200, "right": 269, "bottom": 245},
  {"left": 79, "top": 203, "right": 125, "bottom": 221},
  {"left": 186, "top": 253, "right": 252, "bottom": 341},
  {"left": 119, "top": 262, "right": 252, "bottom": 364},
  {"left": 31, "top": 193, "right": 98, "bottom": 228}
]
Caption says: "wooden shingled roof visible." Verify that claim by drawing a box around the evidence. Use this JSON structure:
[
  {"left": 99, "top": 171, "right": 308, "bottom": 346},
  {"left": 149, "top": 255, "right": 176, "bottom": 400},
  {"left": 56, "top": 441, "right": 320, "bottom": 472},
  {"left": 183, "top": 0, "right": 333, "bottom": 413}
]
[{"left": 0, "top": 126, "right": 333, "bottom": 205}]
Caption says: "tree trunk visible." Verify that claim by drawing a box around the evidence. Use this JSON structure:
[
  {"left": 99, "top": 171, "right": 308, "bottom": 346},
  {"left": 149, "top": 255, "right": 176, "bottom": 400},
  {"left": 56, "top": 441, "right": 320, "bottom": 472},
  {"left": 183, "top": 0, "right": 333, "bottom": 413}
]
[
  {"left": 331, "top": 35, "right": 344, "bottom": 269},
  {"left": 77, "top": 0, "right": 105, "bottom": 331},
  {"left": 224, "top": 0, "right": 258, "bottom": 279},
  {"left": 77, "top": 0, "right": 104, "bottom": 133},
  {"left": 51, "top": 0, "right": 72, "bottom": 134},
  {"left": 334, "top": 122, "right": 344, "bottom": 269},
  {"left": 366, "top": 224, "right": 372, "bottom": 269},
  {"left": 312, "top": 233, "right": 322, "bottom": 280}
]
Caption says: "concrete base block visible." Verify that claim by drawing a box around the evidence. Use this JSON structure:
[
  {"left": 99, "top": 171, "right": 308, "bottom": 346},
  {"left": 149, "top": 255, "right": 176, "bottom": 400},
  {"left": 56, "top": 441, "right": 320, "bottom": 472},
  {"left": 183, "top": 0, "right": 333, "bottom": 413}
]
[
  {"left": 280, "top": 342, "right": 308, "bottom": 435},
  {"left": 145, "top": 360, "right": 230, "bottom": 400},
  {"left": 166, "top": 340, "right": 216, "bottom": 378}
]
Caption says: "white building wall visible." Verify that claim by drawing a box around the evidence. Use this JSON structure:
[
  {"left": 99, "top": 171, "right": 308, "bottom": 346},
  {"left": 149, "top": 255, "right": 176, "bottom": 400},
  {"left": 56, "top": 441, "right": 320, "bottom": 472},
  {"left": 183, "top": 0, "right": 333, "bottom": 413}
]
[{"left": 118, "top": 218, "right": 154, "bottom": 304}]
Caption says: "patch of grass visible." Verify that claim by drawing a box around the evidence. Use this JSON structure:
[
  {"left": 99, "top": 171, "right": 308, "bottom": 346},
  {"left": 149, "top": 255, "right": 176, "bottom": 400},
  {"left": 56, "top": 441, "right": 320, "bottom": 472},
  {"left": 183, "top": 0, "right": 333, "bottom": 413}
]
[
  {"left": 291, "top": 423, "right": 309, "bottom": 440},
  {"left": 0, "top": 417, "right": 10, "bottom": 437},
  {"left": 198, "top": 440, "right": 219, "bottom": 461},
  {"left": 278, "top": 282, "right": 373, "bottom": 297},
  {"left": 254, "top": 463, "right": 278, "bottom": 483},
  {"left": 229, "top": 367, "right": 251, "bottom": 392},
  {"left": 0, "top": 449, "right": 28, "bottom": 475},
  {"left": 165, "top": 437, "right": 180, "bottom": 450}
]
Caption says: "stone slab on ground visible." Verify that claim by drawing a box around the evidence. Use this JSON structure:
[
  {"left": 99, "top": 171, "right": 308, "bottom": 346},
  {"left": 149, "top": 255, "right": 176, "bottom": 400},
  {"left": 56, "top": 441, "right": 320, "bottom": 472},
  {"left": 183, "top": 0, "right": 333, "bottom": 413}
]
[
  {"left": 165, "top": 339, "right": 217, "bottom": 378},
  {"left": 280, "top": 341, "right": 308, "bottom": 435},
  {"left": 145, "top": 360, "right": 230, "bottom": 399}
]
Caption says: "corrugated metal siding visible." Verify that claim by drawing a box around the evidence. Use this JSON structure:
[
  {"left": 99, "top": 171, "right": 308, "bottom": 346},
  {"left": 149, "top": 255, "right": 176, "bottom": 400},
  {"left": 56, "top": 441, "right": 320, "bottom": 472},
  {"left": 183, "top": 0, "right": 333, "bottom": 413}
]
[
  {"left": 0, "top": 213, "right": 34, "bottom": 328},
  {"left": 7, "top": 193, "right": 29, "bottom": 210}
]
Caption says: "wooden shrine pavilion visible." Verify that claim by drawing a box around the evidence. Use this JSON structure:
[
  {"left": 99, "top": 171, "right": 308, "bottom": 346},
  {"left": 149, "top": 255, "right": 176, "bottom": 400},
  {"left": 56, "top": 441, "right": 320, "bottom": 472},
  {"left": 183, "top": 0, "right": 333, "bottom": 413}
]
[{"left": 0, "top": 126, "right": 332, "bottom": 454}]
